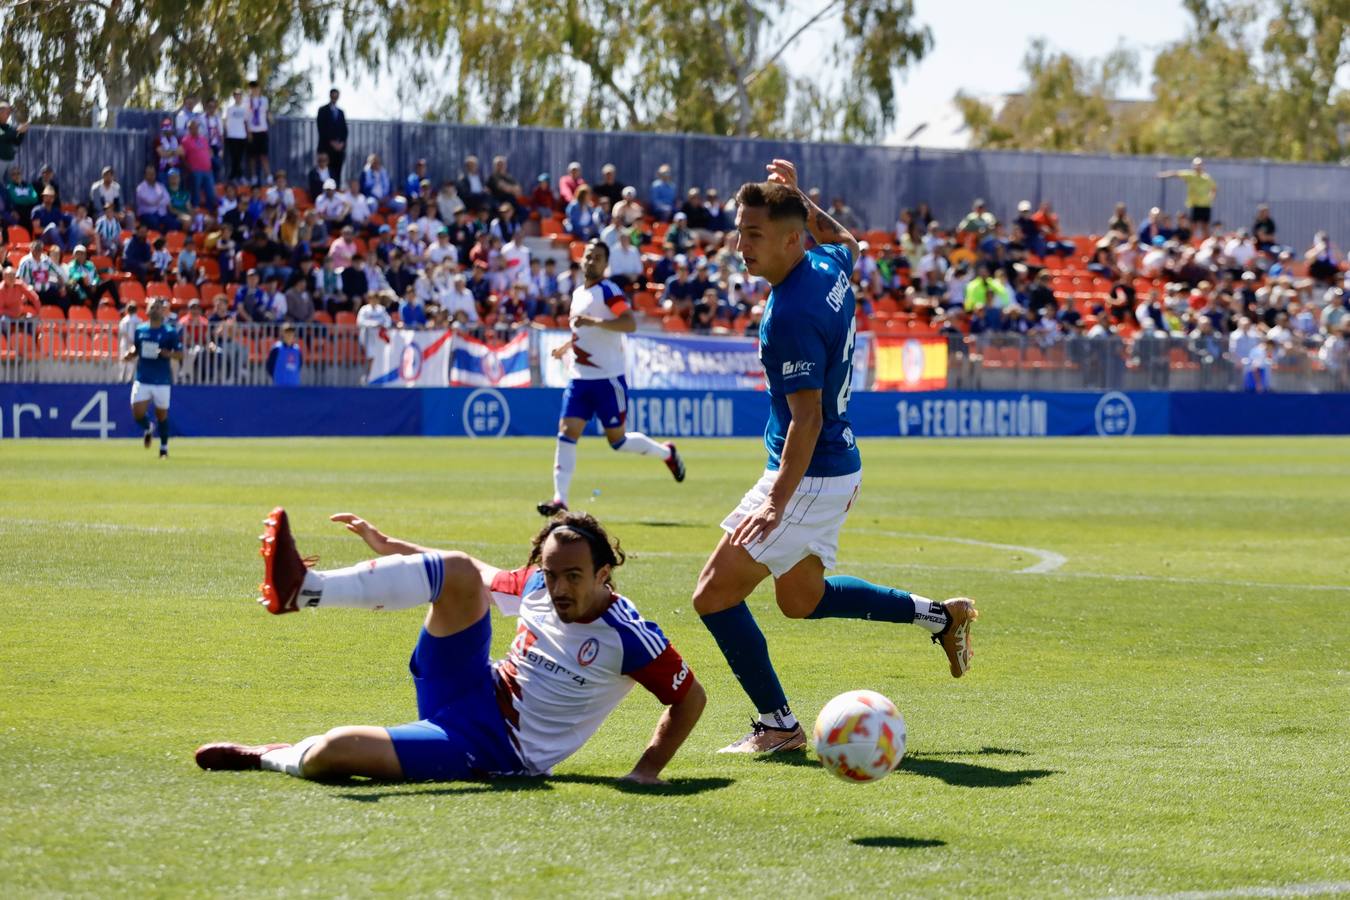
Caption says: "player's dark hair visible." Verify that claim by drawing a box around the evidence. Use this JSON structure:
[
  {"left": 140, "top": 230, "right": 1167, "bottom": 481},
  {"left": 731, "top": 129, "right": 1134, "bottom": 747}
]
[
  {"left": 587, "top": 237, "right": 609, "bottom": 260},
  {"left": 528, "top": 512, "right": 626, "bottom": 587},
  {"left": 735, "top": 181, "right": 808, "bottom": 224}
]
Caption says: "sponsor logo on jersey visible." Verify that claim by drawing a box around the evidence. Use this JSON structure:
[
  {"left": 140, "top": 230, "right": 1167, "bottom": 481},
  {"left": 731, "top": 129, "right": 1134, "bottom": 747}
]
[
  {"left": 671, "top": 661, "right": 689, "bottom": 692},
  {"left": 577, "top": 637, "right": 600, "bottom": 667},
  {"left": 782, "top": 360, "right": 815, "bottom": 378}
]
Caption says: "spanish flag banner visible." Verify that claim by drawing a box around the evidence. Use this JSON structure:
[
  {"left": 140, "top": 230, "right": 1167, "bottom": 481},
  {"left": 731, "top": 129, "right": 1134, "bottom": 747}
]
[{"left": 875, "top": 336, "right": 949, "bottom": 391}]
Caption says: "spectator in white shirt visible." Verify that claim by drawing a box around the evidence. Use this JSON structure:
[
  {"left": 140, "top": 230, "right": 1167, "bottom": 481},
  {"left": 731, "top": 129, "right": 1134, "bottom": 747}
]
[
  {"left": 357, "top": 294, "right": 393, "bottom": 368},
  {"left": 224, "top": 89, "right": 250, "bottom": 181},
  {"left": 315, "top": 179, "right": 349, "bottom": 227},
  {"left": 89, "top": 166, "right": 122, "bottom": 213},
  {"left": 607, "top": 235, "right": 643, "bottom": 288}
]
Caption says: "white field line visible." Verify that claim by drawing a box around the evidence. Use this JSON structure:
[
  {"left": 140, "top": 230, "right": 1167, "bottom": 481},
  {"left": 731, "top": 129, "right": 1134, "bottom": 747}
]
[
  {"left": 851, "top": 528, "right": 1069, "bottom": 574},
  {"left": 1102, "top": 880, "right": 1350, "bottom": 899}
]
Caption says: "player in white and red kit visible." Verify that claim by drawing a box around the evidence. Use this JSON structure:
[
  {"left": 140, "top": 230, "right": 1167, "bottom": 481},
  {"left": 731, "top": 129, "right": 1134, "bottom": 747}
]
[
  {"left": 195, "top": 508, "right": 705, "bottom": 783},
  {"left": 539, "top": 238, "right": 685, "bottom": 517}
]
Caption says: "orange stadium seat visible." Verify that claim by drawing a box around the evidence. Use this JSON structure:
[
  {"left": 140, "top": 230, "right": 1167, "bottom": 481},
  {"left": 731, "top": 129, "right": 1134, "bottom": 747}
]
[
  {"left": 68, "top": 306, "right": 94, "bottom": 322},
  {"left": 119, "top": 282, "right": 146, "bottom": 303},
  {"left": 39, "top": 305, "right": 65, "bottom": 320}
]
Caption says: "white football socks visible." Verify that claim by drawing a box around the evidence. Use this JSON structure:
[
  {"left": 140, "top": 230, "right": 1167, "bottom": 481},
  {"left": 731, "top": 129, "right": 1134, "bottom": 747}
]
[
  {"left": 911, "top": 594, "right": 949, "bottom": 634},
  {"left": 299, "top": 552, "right": 442, "bottom": 610},
  {"left": 552, "top": 436, "right": 577, "bottom": 505},
  {"left": 613, "top": 432, "right": 671, "bottom": 459},
  {"left": 758, "top": 706, "right": 799, "bottom": 731},
  {"left": 260, "top": 735, "right": 321, "bottom": 778}
]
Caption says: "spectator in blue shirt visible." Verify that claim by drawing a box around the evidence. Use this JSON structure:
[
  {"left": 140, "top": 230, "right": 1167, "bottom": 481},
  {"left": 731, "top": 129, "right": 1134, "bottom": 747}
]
[
  {"left": 565, "top": 185, "right": 599, "bottom": 241},
  {"left": 122, "top": 224, "right": 153, "bottom": 282},
  {"left": 648, "top": 164, "right": 676, "bottom": 222},
  {"left": 405, "top": 158, "right": 428, "bottom": 199},
  {"left": 360, "top": 154, "right": 392, "bottom": 208},
  {"left": 399, "top": 284, "right": 428, "bottom": 329},
  {"left": 266, "top": 323, "right": 303, "bottom": 386}
]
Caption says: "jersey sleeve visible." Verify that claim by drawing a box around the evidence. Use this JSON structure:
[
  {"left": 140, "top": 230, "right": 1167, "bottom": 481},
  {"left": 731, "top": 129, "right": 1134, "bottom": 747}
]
[
  {"left": 814, "top": 241, "right": 855, "bottom": 271},
  {"left": 629, "top": 644, "right": 695, "bottom": 705},
  {"left": 488, "top": 564, "right": 540, "bottom": 617},
  {"left": 599, "top": 280, "right": 630, "bottom": 315}
]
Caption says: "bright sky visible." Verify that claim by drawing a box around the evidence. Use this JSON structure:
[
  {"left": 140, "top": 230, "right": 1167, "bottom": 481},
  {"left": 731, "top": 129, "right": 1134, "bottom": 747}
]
[{"left": 305, "top": 0, "right": 1194, "bottom": 149}]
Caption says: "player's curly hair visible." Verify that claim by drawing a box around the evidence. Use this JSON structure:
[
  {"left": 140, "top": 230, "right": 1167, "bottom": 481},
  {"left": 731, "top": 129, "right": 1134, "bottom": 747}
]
[{"left": 527, "top": 511, "right": 626, "bottom": 587}]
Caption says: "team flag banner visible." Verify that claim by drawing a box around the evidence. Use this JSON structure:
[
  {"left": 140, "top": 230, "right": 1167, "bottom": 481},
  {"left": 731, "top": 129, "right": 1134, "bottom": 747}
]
[
  {"left": 538, "top": 329, "right": 873, "bottom": 393},
  {"left": 368, "top": 329, "right": 453, "bottom": 387},
  {"left": 874, "top": 335, "right": 949, "bottom": 391},
  {"left": 449, "top": 331, "right": 532, "bottom": 387}
]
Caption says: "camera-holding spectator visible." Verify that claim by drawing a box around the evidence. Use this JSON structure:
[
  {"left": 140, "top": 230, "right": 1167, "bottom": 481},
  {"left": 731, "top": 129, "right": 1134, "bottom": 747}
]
[
  {"left": 316, "top": 88, "right": 347, "bottom": 182},
  {"left": 181, "top": 120, "right": 216, "bottom": 211},
  {"left": 0, "top": 100, "right": 30, "bottom": 164},
  {"left": 246, "top": 79, "right": 272, "bottom": 184},
  {"left": 1159, "top": 157, "right": 1217, "bottom": 240},
  {"left": 648, "top": 164, "right": 677, "bottom": 222}
]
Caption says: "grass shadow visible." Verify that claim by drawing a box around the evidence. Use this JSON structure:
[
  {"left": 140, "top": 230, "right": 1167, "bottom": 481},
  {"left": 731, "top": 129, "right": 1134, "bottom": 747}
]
[
  {"left": 901, "top": 755, "right": 1057, "bottom": 788},
  {"left": 916, "top": 746, "right": 1031, "bottom": 758},
  {"left": 633, "top": 520, "right": 701, "bottom": 529},
  {"left": 851, "top": 836, "right": 947, "bottom": 849},
  {"left": 750, "top": 750, "right": 818, "bottom": 768},
  {"left": 334, "top": 774, "right": 733, "bottom": 802}
]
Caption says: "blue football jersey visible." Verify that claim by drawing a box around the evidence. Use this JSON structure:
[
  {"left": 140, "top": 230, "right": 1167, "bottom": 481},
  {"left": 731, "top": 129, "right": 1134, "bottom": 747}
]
[
  {"left": 133, "top": 322, "right": 181, "bottom": 385},
  {"left": 759, "top": 243, "right": 861, "bottom": 477}
]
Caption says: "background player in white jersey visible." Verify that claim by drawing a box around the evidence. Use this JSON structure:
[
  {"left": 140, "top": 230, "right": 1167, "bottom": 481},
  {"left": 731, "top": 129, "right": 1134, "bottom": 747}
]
[
  {"left": 692, "top": 161, "right": 979, "bottom": 753},
  {"left": 122, "top": 297, "right": 182, "bottom": 459},
  {"left": 196, "top": 509, "right": 706, "bottom": 784},
  {"left": 539, "top": 238, "right": 685, "bottom": 516}
]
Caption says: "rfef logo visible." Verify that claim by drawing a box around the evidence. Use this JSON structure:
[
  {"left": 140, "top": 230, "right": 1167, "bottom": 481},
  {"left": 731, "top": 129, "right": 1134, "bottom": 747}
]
[
  {"left": 577, "top": 637, "right": 600, "bottom": 667},
  {"left": 1094, "top": 391, "right": 1136, "bottom": 437},
  {"left": 462, "top": 387, "right": 511, "bottom": 438}
]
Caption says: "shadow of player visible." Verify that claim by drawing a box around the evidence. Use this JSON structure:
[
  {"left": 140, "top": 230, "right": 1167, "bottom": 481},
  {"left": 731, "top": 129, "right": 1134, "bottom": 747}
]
[
  {"left": 850, "top": 836, "right": 947, "bottom": 849},
  {"left": 334, "top": 774, "right": 733, "bottom": 802}
]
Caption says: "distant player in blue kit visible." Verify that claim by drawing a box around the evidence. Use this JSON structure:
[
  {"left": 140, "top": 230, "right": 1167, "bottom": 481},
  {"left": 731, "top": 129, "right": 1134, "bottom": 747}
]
[
  {"left": 538, "top": 238, "right": 686, "bottom": 517},
  {"left": 692, "top": 160, "right": 979, "bottom": 753},
  {"left": 122, "top": 297, "right": 182, "bottom": 458}
]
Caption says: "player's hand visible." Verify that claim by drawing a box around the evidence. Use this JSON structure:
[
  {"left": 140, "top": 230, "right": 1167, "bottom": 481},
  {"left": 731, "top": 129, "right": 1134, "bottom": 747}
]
[
  {"left": 551, "top": 341, "right": 572, "bottom": 360},
  {"left": 731, "top": 499, "right": 781, "bottom": 547},
  {"left": 620, "top": 769, "right": 667, "bottom": 786},
  {"left": 571, "top": 315, "right": 601, "bottom": 328},
  {"left": 765, "top": 159, "right": 799, "bottom": 191},
  {"left": 330, "top": 512, "right": 387, "bottom": 552}
]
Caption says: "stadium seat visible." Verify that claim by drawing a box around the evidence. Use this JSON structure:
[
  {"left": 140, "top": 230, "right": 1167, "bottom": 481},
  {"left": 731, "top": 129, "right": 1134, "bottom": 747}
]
[
  {"left": 198, "top": 282, "right": 223, "bottom": 304},
  {"left": 569, "top": 241, "right": 585, "bottom": 262},
  {"left": 91, "top": 254, "right": 114, "bottom": 274},
  {"left": 292, "top": 187, "right": 311, "bottom": 208},
  {"left": 39, "top": 305, "right": 65, "bottom": 321},
  {"left": 661, "top": 315, "right": 690, "bottom": 333},
  {"left": 146, "top": 282, "right": 172, "bottom": 300},
  {"left": 7, "top": 225, "right": 31, "bottom": 244},
  {"left": 120, "top": 282, "right": 146, "bottom": 303},
  {"left": 199, "top": 258, "right": 221, "bottom": 281},
  {"left": 335, "top": 311, "right": 357, "bottom": 326},
  {"left": 173, "top": 283, "right": 199, "bottom": 304},
  {"left": 68, "top": 306, "right": 94, "bottom": 322},
  {"left": 165, "top": 232, "right": 186, "bottom": 253},
  {"left": 96, "top": 305, "right": 120, "bottom": 323},
  {"left": 532, "top": 314, "right": 556, "bottom": 327},
  {"left": 312, "top": 311, "right": 334, "bottom": 325},
  {"left": 540, "top": 218, "right": 562, "bottom": 237}
]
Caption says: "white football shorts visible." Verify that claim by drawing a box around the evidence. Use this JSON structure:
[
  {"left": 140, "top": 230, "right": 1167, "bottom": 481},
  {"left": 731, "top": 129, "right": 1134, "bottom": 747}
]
[
  {"left": 130, "top": 381, "right": 171, "bottom": 409},
  {"left": 720, "top": 468, "right": 862, "bottom": 578}
]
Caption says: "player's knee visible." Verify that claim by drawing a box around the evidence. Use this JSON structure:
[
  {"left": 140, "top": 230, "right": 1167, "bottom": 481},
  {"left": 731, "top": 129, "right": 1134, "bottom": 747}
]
[
  {"left": 608, "top": 436, "right": 626, "bottom": 451},
  {"left": 436, "top": 552, "right": 481, "bottom": 600},
  {"left": 775, "top": 591, "right": 816, "bottom": 619}
]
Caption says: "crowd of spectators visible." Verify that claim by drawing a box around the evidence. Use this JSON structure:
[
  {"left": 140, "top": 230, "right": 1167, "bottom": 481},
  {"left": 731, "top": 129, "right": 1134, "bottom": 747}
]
[{"left": 1, "top": 94, "right": 1348, "bottom": 388}]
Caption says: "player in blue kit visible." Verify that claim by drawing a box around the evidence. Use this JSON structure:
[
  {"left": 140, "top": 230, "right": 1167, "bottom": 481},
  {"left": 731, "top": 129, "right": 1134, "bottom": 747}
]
[
  {"left": 122, "top": 297, "right": 182, "bottom": 458},
  {"left": 691, "top": 160, "right": 979, "bottom": 753}
]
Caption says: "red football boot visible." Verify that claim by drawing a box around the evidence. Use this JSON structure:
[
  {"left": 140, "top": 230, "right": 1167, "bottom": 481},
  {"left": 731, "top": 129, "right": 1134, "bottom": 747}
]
[
  {"left": 195, "top": 742, "right": 292, "bottom": 771},
  {"left": 258, "top": 507, "right": 312, "bottom": 615}
]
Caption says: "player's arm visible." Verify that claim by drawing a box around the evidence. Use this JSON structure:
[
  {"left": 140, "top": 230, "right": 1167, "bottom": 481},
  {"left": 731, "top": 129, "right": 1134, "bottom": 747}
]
[
  {"left": 122, "top": 346, "right": 139, "bottom": 362},
  {"left": 731, "top": 388, "right": 822, "bottom": 549},
  {"left": 329, "top": 513, "right": 438, "bottom": 556},
  {"left": 573, "top": 309, "right": 636, "bottom": 333},
  {"left": 624, "top": 651, "right": 706, "bottom": 785},
  {"left": 765, "top": 159, "right": 860, "bottom": 263}
]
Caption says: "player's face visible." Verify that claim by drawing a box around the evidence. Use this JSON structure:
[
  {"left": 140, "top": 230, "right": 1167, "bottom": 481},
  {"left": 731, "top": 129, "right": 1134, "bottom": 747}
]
[
  {"left": 540, "top": 536, "right": 610, "bottom": 623},
  {"left": 734, "top": 205, "right": 799, "bottom": 281},
  {"left": 582, "top": 244, "right": 608, "bottom": 281}
]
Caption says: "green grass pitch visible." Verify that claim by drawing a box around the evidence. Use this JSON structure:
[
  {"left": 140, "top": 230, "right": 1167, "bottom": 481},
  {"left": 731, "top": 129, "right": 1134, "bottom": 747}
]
[{"left": 3, "top": 436, "right": 1349, "bottom": 897}]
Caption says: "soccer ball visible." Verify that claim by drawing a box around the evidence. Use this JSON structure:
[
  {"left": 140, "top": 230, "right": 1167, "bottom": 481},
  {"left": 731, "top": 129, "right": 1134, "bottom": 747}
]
[{"left": 812, "top": 690, "right": 907, "bottom": 783}]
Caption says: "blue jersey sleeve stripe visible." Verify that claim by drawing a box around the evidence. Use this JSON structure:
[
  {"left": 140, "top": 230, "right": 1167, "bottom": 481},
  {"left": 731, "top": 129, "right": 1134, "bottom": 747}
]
[{"left": 614, "top": 598, "right": 667, "bottom": 656}]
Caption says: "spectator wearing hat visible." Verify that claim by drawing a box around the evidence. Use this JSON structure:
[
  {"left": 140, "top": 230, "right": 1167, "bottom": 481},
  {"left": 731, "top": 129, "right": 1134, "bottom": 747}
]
[
  {"left": 266, "top": 323, "right": 304, "bottom": 386},
  {"left": 611, "top": 185, "right": 643, "bottom": 229},
  {"left": 457, "top": 155, "right": 489, "bottom": 212},
  {"left": 31, "top": 185, "right": 66, "bottom": 232},
  {"left": 649, "top": 164, "right": 676, "bottom": 222},
  {"left": 593, "top": 163, "right": 626, "bottom": 206},
  {"left": 182, "top": 119, "right": 216, "bottom": 210},
  {"left": 558, "top": 161, "right": 586, "bottom": 205},
  {"left": 90, "top": 166, "right": 122, "bottom": 213},
  {"left": 529, "top": 174, "right": 556, "bottom": 216},
  {"left": 31, "top": 162, "right": 59, "bottom": 204},
  {"left": 1159, "top": 157, "right": 1217, "bottom": 240},
  {"left": 664, "top": 211, "right": 694, "bottom": 254},
  {"left": 154, "top": 118, "right": 182, "bottom": 174},
  {"left": 316, "top": 88, "right": 348, "bottom": 182},
  {"left": 5, "top": 164, "right": 39, "bottom": 226},
  {"left": 315, "top": 178, "right": 349, "bottom": 228},
  {"left": 0, "top": 100, "right": 30, "bottom": 163},
  {"left": 64, "top": 244, "right": 107, "bottom": 307},
  {"left": 490, "top": 201, "right": 520, "bottom": 243}
]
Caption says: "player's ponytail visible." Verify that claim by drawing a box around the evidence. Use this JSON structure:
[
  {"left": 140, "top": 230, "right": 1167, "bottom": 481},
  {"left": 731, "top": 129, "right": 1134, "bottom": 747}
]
[{"left": 528, "top": 512, "right": 626, "bottom": 587}]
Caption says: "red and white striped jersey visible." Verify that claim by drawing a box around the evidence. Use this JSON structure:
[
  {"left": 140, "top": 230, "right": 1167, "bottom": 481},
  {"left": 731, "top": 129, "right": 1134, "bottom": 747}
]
[{"left": 489, "top": 565, "right": 693, "bottom": 776}]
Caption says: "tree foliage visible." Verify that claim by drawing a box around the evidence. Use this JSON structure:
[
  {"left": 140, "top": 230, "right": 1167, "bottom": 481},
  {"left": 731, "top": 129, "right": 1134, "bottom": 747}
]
[
  {"left": 1, "top": 0, "right": 932, "bottom": 142},
  {"left": 957, "top": 0, "right": 1350, "bottom": 163}
]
